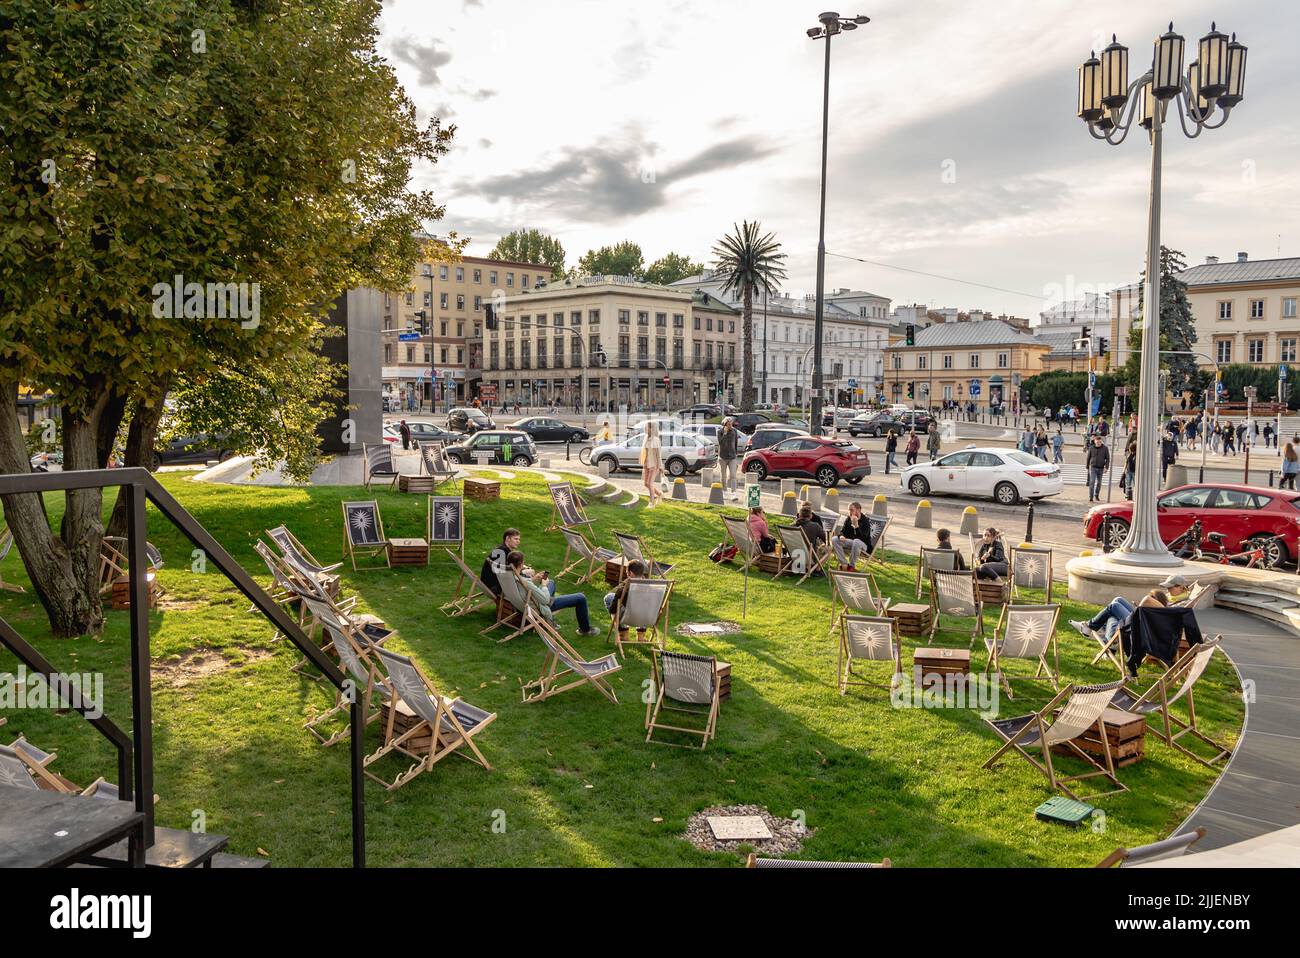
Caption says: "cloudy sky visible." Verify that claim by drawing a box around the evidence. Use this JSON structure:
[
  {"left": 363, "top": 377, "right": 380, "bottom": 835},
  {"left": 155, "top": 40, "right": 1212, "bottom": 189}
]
[{"left": 379, "top": 0, "right": 1300, "bottom": 317}]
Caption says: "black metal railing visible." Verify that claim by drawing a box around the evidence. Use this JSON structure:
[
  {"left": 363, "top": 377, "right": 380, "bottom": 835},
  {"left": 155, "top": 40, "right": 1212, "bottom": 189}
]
[{"left": 0, "top": 468, "right": 365, "bottom": 867}]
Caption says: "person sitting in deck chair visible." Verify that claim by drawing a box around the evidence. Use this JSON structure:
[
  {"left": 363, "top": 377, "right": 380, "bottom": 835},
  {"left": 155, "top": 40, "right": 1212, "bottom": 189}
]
[
  {"left": 794, "top": 504, "right": 827, "bottom": 553},
  {"left": 1071, "top": 575, "right": 1191, "bottom": 643},
  {"left": 480, "top": 528, "right": 521, "bottom": 597},
  {"left": 604, "top": 559, "right": 647, "bottom": 645},
  {"left": 974, "top": 527, "right": 1008, "bottom": 580},
  {"left": 831, "top": 502, "right": 872, "bottom": 570},
  {"left": 748, "top": 506, "right": 777, "bottom": 554},
  {"left": 933, "top": 527, "right": 967, "bottom": 570},
  {"left": 508, "top": 550, "right": 600, "bottom": 637}
]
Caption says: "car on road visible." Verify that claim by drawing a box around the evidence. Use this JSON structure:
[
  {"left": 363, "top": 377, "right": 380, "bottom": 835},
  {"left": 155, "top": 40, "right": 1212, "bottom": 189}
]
[
  {"left": 447, "top": 407, "right": 495, "bottom": 434},
  {"left": 745, "top": 423, "right": 808, "bottom": 453},
  {"left": 591, "top": 432, "right": 717, "bottom": 477},
  {"left": 728, "top": 412, "right": 772, "bottom": 435},
  {"left": 383, "top": 422, "right": 461, "bottom": 445},
  {"left": 900, "top": 447, "right": 1061, "bottom": 505},
  {"left": 444, "top": 430, "right": 538, "bottom": 467},
  {"left": 1083, "top": 483, "right": 1300, "bottom": 564},
  {"left": 153, "top": 434, "right": 234, "bottom": 468},
  {"left": 848, "top": 410, "right": 933, "bottom": 437},
  {"left": 742, "top": 435, "right": 871, "bottom": 487},
  {"left": 511, "top": 416, "right": 589, "bottom": 443}
]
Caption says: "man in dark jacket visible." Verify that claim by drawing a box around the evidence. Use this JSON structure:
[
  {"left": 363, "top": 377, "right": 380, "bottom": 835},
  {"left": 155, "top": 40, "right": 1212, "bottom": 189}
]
[
  {"left": 398, "top": 419, "right": 412, "bottom": 450},
  {"left": 1085, "top": 435, "right": 1109, "bottom": 502},
  {"left": 1161, "top": 432, "right": 1179, "bottom": 482},
  {"left": 479, "top": 528, "right": 521, "bottom": 596}
]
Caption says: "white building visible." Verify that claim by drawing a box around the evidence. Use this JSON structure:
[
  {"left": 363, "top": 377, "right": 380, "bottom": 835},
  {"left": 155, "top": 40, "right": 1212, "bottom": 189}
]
[
  {"left": 668, "top": 273, "right": 892, "bottom": 406},
  {"left": 1036, "top": 292, "right": 1110, "bottom": 329}
]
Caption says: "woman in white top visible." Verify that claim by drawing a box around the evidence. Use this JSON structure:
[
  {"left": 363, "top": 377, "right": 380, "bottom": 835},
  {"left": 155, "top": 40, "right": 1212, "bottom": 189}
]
[{"left": 640, "top": 420, "right": 664, "bottom": 507}]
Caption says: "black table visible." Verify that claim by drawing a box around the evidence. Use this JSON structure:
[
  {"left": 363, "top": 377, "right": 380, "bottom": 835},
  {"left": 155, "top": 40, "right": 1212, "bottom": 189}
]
[{"left": 0, "top": 784, "right": 146, "bottom": 868}]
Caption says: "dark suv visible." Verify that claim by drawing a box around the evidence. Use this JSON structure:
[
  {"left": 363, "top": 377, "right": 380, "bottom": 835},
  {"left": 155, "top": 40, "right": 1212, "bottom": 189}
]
[
  {"left": 444, "top": 430, "right": 537, "bottom": 467},
  {"left": 447, "top": 407, "right": 495, "bottom": 434}
]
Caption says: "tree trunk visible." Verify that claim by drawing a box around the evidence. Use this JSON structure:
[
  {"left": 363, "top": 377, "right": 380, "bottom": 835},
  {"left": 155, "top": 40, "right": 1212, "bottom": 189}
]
[
  {"left": 105, "top": 386, "right": 169, "bottom": 540},
  {"left": 741, "top": 285, "right": 754, "bottom": 412},
  {"left": 0, "top": 383, "right": 105, "bottom": 637}
]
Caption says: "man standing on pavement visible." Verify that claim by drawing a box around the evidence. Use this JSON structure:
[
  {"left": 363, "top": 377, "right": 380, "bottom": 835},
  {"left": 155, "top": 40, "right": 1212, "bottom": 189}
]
[
  {"left": 1085, "top": 434, "right": 1109, "bottom": 503},
  {"left": 926, "top": 420, "right": 941, "bottom": 461},
  {"left": 1162, "top": 430, "right": 1179, "bottom": 482},
  {"left": 718, "top": 417, "right": 741, "bottom": 501},
  {"left": 398, "top": 419, "right": 412, "bottom": 451}
]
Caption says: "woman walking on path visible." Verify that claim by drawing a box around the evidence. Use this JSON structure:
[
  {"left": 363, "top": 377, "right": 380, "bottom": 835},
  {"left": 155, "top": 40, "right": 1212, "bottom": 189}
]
[
  {"left": 905, "top": 430, "right": 920, "bottom": 467},
  {"left": 1051, "top": 428, "right": 1064, "bottom": 463},
  {"left": 640, "top": 420, "right": 664, "bottom": 508},
  {"left": 1282, "top": 442, "right": 1299, "bottom": 490},
  {"left": 884, "top": 430, "right": 898, "bottom": 474}
]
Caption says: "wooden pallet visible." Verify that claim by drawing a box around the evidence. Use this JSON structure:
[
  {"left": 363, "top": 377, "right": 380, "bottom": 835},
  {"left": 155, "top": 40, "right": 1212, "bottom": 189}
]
[
  {"left": 388, "top": 538, "right": 429, "bottom": 566},
  {"left": 977, "top": 580, "right": 1008, "bottom": 607},
  {"left": 913, "top": 647, "right": 971, "bottom": 678},
  {"left": 398, "top": 474, "right": 436, "bottom": 494},
  {"left": 716, "top": 661, "right": 732, "bottom": 700},
  {"left": 464, "top": 477, "right": 500, "bottom": 502},
  {"left": 1053, "top": 707, "right": 1147, "bottom": 767},
  {"left": 756, "top": 553, "right": 786, "bottom": 575},
  {"left": 110, "top": 573, "right": 158, "bottom": 611},
  {"left": 605, "top": 556, "right": 629, "bottom": 586},
  {"left": 378, "top": 700, "right": 434, "bottom": 755},
  {"left": 887, "top": 602, "right": 932, "bottom": 637}
]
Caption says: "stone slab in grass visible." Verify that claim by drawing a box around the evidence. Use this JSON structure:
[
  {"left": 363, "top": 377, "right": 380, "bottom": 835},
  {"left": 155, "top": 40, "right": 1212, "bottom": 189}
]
[
  {"left": 685, "top": 805, "right": 813, "bottom": 858},
  {"left": 707, "top": 815, "right": 772, "bottom": 841},
  {"left": 676, "top": 621, "right": 742, "bottom": 637}
]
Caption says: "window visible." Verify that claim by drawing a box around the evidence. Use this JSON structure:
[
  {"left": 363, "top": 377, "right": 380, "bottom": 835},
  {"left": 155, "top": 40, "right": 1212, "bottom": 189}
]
[
  {"left": 457, "top": 321, "right": 463, "bottom": 336},
  {"left": 490, "top": 271, "right": 498, "bottom": 285},
  {"left": 423, "top": 291, "right": 432, "bottom": 308},
  {"left": 1282, "top": 338, "right": 1297, "bottom": 362},
  {"left": 488, "top": 343, "right": 499, "bottom": 369},
  {"left": 521, "top": 275, "right": 530, "bottom": 289},
  {"left": 637, "top": 311, "right": 649, "bottom": 326},
  {"left": 969, "top": 354, "right": 980, "bottom": 369},
  {"left": 571, "top": 312, "right": 581, "bottom": 327},
  {"left": 917, "top": 355, "right": 927, "bottom": 370},
  {"left": 1218, "top": 300, "right": 1232, "bottom": 320},
  {"left": 706, "top": 317, "right": 713, "bottom": 332},
  {"left": 673, "top": 313, "right": 684, "bottom": 328},
  {"left": 404, "top": 292, "right": 413, "bottom": 306},
  {"left": 937, "top": 452, "right": 973, "bottom": 467},
  {"left": 942, "top": 354, "right": 953, "bottom": 369},
  {"left": 1284, "top": 297, "right": 1297, "bottom": 319},
  {"left": 589, "top": 309, "right": 600, "bottom": 325},
  {"left": 553, "top": 312, "right": 563, "bottom": 328},
  {"left": 728, "top": 321, "right": 735, "bottom": 334},
  {"left": 456, "top": 294, "right": 464, "bottom": 311},
  {"left": 970, "top": 453, "right": 1002, "bottom": 467},
  {"left": 455, "top": 267, "right": 464, "bottom": 282},
  {"left": 473, "top": 269, "right": 481, "bottom": 283},
  {"left": 506, "top": 273, "right": 514, "bottom": 287},
  {"left": 619, "top": 309, "right": 630, "bottom": 325},
  {"left": 892, "top": 355, "right": 902, "bottom": 370},
  {"left": 474, "top": 295, "right": 482, "bottom": 311},
  {"left": 439, "top": 266, "right": 448, "bottom": 281},
  {"left": 440, "top": 293, "right": 449, "bottom": 309},
  {"left": 1249, "top": 339, "right": 1265, "bottom": 363},
  {"left": 694, "top": 316, "right": 701, "bottom": 330},
  {"left": 1216, "top": 339, "right": 1232, "bottom": 363},
  {"left": 1250, "top": 299, "right": 1265, "bottom": 319},
  {"left": 536, "top": 313, "right": 546, "bottom": 327},
  {"left": 656, "top": 312, "right": 667, "bottom": 327},
  {"left": 997, "top": 352, "right": 1008, "bottom": 368},
  {"left": 1158, "top": 487, "right": 1215, "bottom": 508}
]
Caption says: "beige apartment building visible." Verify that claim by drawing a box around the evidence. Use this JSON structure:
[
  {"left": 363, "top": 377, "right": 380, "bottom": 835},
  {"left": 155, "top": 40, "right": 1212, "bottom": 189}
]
[
  {"left": 1109, "top": 254, "right": 1300, "bottom": 375},
  {"left": 481, "top": 275, "right": 740, "bottom": 410},
  {"left": 382, "top": 249, "right": 553, "bottom": 409},
  {"left": 883, "top": 320, "right": 1050, "bottom": 409}
]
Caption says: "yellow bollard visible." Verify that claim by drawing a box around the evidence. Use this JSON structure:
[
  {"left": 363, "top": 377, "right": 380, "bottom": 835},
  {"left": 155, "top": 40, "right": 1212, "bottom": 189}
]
[
  {"left": 672, "top": 477, "right": 688, "bottom": 500},
  {"left": 872, "top": 494, "right": 888, "bottom": 517},
  {"left": 708, "top": 481, "right": 724, "bottom": 506},
  {"left": 914, "top": 498, "right": 932, "bottom": 529},
  {"left": 782, "top": 490, "right": 798, "bottom": 516},
  {"left": 959, "top": 505, "right": 979, "bottom": 536}
]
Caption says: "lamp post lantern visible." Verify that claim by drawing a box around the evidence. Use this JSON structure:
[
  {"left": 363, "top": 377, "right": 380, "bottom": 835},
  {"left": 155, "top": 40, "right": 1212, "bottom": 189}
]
[
  {"left": 1078, "top": 21, "right": 1247, "bottom": 567},
  {"left": 807, "top": 12, "right": 870, "bottom": 436}
]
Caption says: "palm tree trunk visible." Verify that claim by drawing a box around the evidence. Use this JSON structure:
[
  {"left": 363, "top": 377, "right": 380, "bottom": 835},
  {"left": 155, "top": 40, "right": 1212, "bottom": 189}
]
[{"left": 741, "top": 285, "right": 754, "bottom": 412}]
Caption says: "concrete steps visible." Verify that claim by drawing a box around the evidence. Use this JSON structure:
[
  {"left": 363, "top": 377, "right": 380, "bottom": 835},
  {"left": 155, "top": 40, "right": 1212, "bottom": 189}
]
[{"left": 1216, "top": 586, "right": 1300, "bottom": 630}]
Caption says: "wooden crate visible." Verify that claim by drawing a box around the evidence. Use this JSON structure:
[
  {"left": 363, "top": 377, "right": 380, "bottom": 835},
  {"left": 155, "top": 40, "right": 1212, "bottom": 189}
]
[
  {"left": 756, "top": 553, "right": 786, "bottom": 575},
  {"left": 913, "top": 647, "right": 971, "bottom": 678},
  {"left": 977, "top": 580, "right": 1008, "bottom": 607},
  {"left": 887, "top": 602, "right": 932, "bottom": 637},
  {"left": 110, "top": 573, "right": 158, "bottom": 611},
  {"left": 716, "top": 661, "right": 732, "bottom": 700},
  {"left": 378, "top": 700, "right": 434, "bottom": 755},
  {"left": 604, "top": 556, "right": 629, "bottom": 586},
  {"left": 464, "top": 477, "right": 501, "bottom": 502},
  {"left": 388, "top": 537, "right": 429, "bottom": 566},
  {"left": 398, "top": 474, "right": 435, "bottom": 493},
  {"left": 1054, "top": 707, "right": 1147, "bottom": 767}
]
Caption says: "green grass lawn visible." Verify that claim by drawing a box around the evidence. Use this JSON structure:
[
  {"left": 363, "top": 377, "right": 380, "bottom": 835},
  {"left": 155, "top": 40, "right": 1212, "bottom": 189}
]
[{"left": 0, "top": 471, "right": 1243, "bottom": 867}]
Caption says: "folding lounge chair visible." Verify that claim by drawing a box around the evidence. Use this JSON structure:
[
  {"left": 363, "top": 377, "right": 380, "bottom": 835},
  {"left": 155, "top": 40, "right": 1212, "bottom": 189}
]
[
  {"left": 486, "top": 569, "right": 541, "bottom": 643},
  {"left": 983, "top": 680, "right": 1128, "bottom": 801},
  {"left": 914, "top": 546, "right": 958, "bottom": 599},
  {"left": 838, "top": 614, "right": 903, "bottom": 694},
  {"left": 1009, "top": 545, "right": 1054, "bottom": 603},
  {"left": 558, "top": 527, "right": 617, "bottom": 585},
  {"left": 1095, "top": 827, "right": 1206, "bottom": 868},
  {"left": 426, "top": 495, "right": 464, "bottom": 557},
  {"left": 982, "top": 603, "right": 1061, "bottom": 698},
  {"left": 365, "top": 647, "right": 495, "bottom": 789},
  {"left": 929, "top": 568, "right": 984, "bottom": 646},
  {"left": 442, "top": 548, "right": 498, "bottom": 617},
  {"left": 0, "top": 744, "right": 40, "bottom": 791},
  {"left": 546, "top": 480, "right": 594, "bottom": 532},
  {"left": 5, "top": 739, "right": 131, "bottom": 801},
  {"left": 97, "top": 535, "right": 164, "bottom": 601},
  {"left": 0, "top": 525, "right": 25, "bottom": 593},
  {"left": 863, "top": 515, "right": 890, "bottom": 564},
  {"left": 254, "top": 539, "right": 301, "bottom": 609},
  {"left": 341, "top": 500, "right": 391, "bottom": 571},
  {"left": 362, "top": 442, "right": 399, "bottom": 492},
  {"left": 747, "top": 854, "right": 891, "bottom": 868},
  {"left": 776, "top": 525, "right": 831, "bottom": 585},
  {"left": 607, "top": 578, "right": 673, "bottom": 655},
  {"left": 304, "top": 624, "right": 389, "bottom": 747},
  {"left": 645, "top": 649, "right": 720, "bottom": 749},
  {"left": 292, "top": 593, "right": 392, "bottom": 681},
  {"left": 520, "top": 609, "right": 622, "bottom": 704},
  {"left": 267, "top": 524, "right": 342, "bottom": 595},
  {"left": 1109, "top": 638, "right": 1232, "bottom": 767},
  {"left": 419, "top": 441, "right": 461, "bottom": 493},
  {"left": 614, "top": 531, "right": 671, "bottom": 576},
  {"left": 827, "top": 569, "right": 889, "bottom": 633},
  {"left": 720, "top": 516, "right": 761, "bottom": 573}
]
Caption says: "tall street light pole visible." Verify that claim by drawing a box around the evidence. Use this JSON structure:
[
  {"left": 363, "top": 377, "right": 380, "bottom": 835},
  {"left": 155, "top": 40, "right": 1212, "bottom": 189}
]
[
  {"left": 807, "top": 12, "right": 869, "bottom": 437},
  {"left": 1078, "top": 20, "right": 1247, "bottom": 566}
]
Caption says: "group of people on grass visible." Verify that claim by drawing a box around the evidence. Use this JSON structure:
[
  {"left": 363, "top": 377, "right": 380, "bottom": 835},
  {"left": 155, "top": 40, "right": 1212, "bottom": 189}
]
[
  {"left": 929, "top": 526, "right": 1009, "bottom": 580},
  {"left": 743, "top": 500, "right": 882, "bottom": 572}
]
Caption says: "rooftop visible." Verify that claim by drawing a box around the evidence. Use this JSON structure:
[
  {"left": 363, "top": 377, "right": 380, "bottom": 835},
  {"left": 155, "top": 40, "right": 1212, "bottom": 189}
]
[
  {"left": 904, "top": 319, "right": 1047, "bottom": 349},
  {"left": 1176, "top": 255, "right": 1300, "bottom": 288}
]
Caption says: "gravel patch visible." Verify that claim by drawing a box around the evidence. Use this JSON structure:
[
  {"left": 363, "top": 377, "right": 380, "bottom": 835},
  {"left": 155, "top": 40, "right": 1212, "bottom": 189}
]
[
  {"left": 676, "top": 620, "right": 742, "bottom": 637},
  {"left": 682, "top": 804, "right": 813, "bottom": 858}
]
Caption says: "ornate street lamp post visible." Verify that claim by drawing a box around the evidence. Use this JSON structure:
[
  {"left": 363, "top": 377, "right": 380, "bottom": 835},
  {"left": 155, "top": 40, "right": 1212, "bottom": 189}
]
[{"left": 1078, "top": 22, "right": 1247, "bottom": 566}]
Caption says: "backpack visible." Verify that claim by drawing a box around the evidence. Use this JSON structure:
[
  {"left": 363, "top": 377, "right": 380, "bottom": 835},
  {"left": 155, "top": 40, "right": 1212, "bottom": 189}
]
[{"left": 709, "top": 543, "right": 738, "bottom": 563}]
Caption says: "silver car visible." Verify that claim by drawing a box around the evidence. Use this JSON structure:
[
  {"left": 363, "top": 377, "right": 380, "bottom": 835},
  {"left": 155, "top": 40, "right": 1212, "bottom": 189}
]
[{"left": 591, "top": 432, "right": 718, "bottom": 477}]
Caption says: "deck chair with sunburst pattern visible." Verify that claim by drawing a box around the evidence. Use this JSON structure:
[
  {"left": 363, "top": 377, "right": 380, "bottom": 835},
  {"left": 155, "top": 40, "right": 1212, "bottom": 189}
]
[
  {"left": 983, "top": 603, "right": 1060, "bottom": 698},
  {"left": 929, "top": 568, "right": 984, "bottom": 646},
  {"left": 838, "top": 614, "right": 903, "bottom": 694},
  {"left": 341, "top": 500, "right": 390, "bottom": 571},
  {"left": 1009, "top": 545, "right": 1053, "bottom": 604},
  {"left": 827, "top": 569, "right": 888, "bottom": 633}
]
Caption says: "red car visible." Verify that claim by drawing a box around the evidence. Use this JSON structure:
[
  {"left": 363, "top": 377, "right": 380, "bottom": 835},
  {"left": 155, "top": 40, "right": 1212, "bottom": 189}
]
[
  {"left": 1083, "top": 483, "right": 1300, "bottom": 566},
  {"left": 742, "top": 435, "right": 871, "bottom": 487}
]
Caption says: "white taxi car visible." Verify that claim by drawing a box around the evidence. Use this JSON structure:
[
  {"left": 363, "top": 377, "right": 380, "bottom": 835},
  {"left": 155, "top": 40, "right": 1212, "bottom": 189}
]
[{"left": 900, "top": 446, "right": 1062, "bottom": 505}]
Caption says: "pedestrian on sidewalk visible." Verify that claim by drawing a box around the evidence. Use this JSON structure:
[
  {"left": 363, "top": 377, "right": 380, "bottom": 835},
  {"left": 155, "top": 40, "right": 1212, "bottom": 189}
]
[
  {"left": 926, "top": 420, "right": 941, "bottom": 460},
  {"left": 718, "top": 417, "right": 741, "bottom": 500},
  {"left": 1122, "top": 437, "right": 1137, "bottom": 499},
  {"left": 1264, "top": 422, "right": 1274, "bottom": 449},
  {"left": 1051, "top": 428, "right": 1064, "bottom": 463},
  {"left": 1085, "top": 434, "right": 1109, "bottom": 502},
  {"left": 884, "top": 430, "right": 898, "bottom": 474},
  {"left": 1161, "top": 431, "right": 1179, "bottom": 482},
  {"left": 398, "top": 419, "right": 412, "bottom": 450},
  {"left": 1034, "top": 424, "right": 1049, "bottom": 460},
  {"left": 1282, "top": 442, "right": 1299, "bottom": 490},
  {"left": 905, "top": 430, "right": 920, "bottom": 466}
]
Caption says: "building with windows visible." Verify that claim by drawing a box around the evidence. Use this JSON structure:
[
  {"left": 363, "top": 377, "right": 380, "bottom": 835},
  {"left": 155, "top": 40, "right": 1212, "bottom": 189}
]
[
  {"left": 480, "top": 275, "right": 739, "bottom": 410},
  {"left": 883, "top": 320, "right": 1050, "bottom": 409},
  {"left": 1109, "top": 253, "right": 1300, "bottom": 373}
]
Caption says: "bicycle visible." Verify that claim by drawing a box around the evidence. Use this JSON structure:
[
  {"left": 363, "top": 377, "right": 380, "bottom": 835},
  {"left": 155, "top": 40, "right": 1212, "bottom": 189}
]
[{"left": 577, "top": 443, "right": 595, "bottom": 466}]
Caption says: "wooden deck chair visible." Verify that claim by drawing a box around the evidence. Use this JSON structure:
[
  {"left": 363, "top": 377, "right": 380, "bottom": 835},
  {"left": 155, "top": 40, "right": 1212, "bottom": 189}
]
[
  {"left": 1109, "top": 637, "right": 1231, "bottom": 767},
  {"left": 362, "top": 442, "right": 399, "bottom": 492},
  {"left": 720, "top": 515, "right": 761, "bottom": 572},
  {"left": 5, "top": 739, "right": 132, "bottom": 801},
  {"left": 645, "top": 649, "right": 720, "bottom": 749},
  {"left": 303, "top": 624, "right": 389, "bottom": 747},
  {"left": 864, "top": 515, "right": 890, "bottom": 562},
  {"left": 487, "top": 569, "right": 541, "bottom": 643},
  {"left": 929, "top": 568, "right": 984, "bottom": 646},
  {"left": 0, "top": 744, "right": 41, "bottom": 791},
  {"left": 747, "top": 854, "right": 891, "bottom": 868},
  {"left": 426, "top": 495, "right": 464, "bottom": 561},
  {"left": 97, "top": 535, "right": 164, "bottom": 601},
  {"left": 982, "top": 603, "right": 1061, "bottom": 699},
  {"left": 838, "top": 614, "right": 903, "bottom": 694},
  {"left": 254, "top": 539, "right": 301, "bottom": 608},
  {"left": 614, "top": 531, "right": 671, "bottom": 576},
  {"left": 520, "top": 608, "right": 622, "bottom": 704},
  {"left": 1095, "top": 827, "right": 1206, "bottom": 868},
  {"left": 419, "top": 441, "right": 460, "bottom": 492},
  {"left": 776, "top": 525, "right": 831, "bottom": 585},
  {"left": 267, "top": 524, "right": 341, "bottom": 595},
  {"left": 0, "top": 525, "right": 24, "bottom": 593},
  {"left": 914, "top": 546, "right": 958, "bottom": 599},
  {"left": 292, "top": 593, "right": 392, "bottom": 682},
  {"left": 1009, "top": 545, "right": 1054, "bottom": 603},
  {"left": 828, "top": 569, "right": 889, "bottom": 633},
  {"left": 607, "top": 578, "right": 673, "bottom": 655},
  {"left": 341, "top": 500, "right": 390, "bottom": 570},
  {"left": 558, "top": 527, "right": 618, "bottom": 584},
  {"left": 365, "top": 647, "right": 495, "bottom": 789},
  {"left": 546, "top": 480, "right": 594, "bottom": 532},
  {"left": 983, "top": 680, "right": 1128, "bottom": 801},
  {"left": 442, "top": 548, "right": 497, "bottom": 617}
]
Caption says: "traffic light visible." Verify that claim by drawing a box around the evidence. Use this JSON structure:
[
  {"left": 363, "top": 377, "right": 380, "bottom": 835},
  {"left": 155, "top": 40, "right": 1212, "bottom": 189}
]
[
  {"left": 484, "top": 303, "right": 498, "bottom": 330},
  {"left": 905, "top": 325, "right": 916, "bottom": 346},
  {"left": 907, "top": 382, "right": 914, "bottom": 399},
  {"left": 1097, "top": 336, "right": 1109, "bottom": 355},
  {"left": 413, "top": 310, "right": 430, "bottom": 336}
]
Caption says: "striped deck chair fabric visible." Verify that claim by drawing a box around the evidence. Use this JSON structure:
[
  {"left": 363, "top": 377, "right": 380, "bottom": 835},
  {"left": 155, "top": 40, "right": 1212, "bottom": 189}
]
[
  {"left": 914, "top": 546, "right": 958, "bottom": 598},
  {"left": 608, "top": 578, "right": 672, "bottom": 654},
  {"left": 929, "top": 568, "right": 983, "bottom": 644},
  {"left": 363, "top": 442, "right": 399, "bottom": 491},
  {"left": 520, "top": 609, "right": 621, "bottom": 704},
  {"left": 720, "top": 516, "right": 760, "bottom": 572},
  {"left": 646, "top": 649, "right": 720, "bottom": 748}
]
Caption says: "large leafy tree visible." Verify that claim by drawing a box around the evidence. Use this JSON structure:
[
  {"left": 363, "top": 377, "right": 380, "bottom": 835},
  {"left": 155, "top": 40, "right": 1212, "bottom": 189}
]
[
  {"left": 1125, "top": 246, "right": 1198, "bottom": 399},
  {"left": 0, "top": 0, "right": 447, "bottom": 636},
  {"left": 643, "top": 252, "right": 702, "bottom": 286},
  {"left": 577, "top": 240, "right": 644, "bottom": 279},
  {"left": 490, "top": 228, "right": 566, "bottom": 280},
  {"left": 711, "top": 222, "right": 786, "bottom": 411}
]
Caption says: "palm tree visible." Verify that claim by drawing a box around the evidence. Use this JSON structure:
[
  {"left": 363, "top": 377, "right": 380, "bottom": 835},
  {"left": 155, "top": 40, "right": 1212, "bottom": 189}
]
[{"left": 711, "top": 221, "right": 787, "bottom": 412}]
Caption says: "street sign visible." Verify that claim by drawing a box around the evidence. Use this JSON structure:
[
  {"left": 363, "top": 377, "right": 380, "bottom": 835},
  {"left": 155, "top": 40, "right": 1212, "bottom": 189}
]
[
  {"left": 746, "top": 483, "right": 761, "bottom": 509},
  {"left": 847, "top": 378, "right": 857, "bottom": 388},
  {"left": 398, "top": 332, "right": 420, "bottom": 342},
  {"left": 1281, "top": 364, "right": 1289, "bottom": 380},
  {"left": 969, "top": 380, "right": 981, "bottom": 397},
  {"left": 1088, "top": 371, "right": 1097, "bottom": 389}
]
